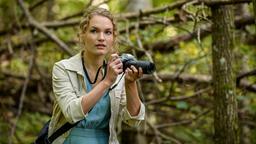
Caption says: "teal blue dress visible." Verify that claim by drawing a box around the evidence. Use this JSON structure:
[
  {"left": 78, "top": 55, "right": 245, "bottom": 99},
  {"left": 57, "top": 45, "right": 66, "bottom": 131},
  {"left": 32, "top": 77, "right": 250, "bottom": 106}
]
[{"left": 63, "top": 75, "right": 111, "bottom": 144}]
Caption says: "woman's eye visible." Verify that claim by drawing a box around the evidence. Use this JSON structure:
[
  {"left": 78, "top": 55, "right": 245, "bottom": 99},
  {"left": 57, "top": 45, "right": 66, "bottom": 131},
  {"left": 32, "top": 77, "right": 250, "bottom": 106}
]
[
  {"left": 90, "top": 29, "right": 97, "bottom": 33},
  {"left": 105, "top": 31, "right": 112, "bottom": 35}
]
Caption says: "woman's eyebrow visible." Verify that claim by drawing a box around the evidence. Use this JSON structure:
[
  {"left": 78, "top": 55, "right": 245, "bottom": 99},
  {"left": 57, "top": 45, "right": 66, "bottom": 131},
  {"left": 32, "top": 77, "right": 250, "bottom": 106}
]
[
  {"left": 105, "top": 28, "right": 113, "bottom": 31},
  {"left": 90, "top": 26, "right": 112, "bottom": 30},
  {"left": 90, "top": 26, "right": 99, "bottom": 29}
]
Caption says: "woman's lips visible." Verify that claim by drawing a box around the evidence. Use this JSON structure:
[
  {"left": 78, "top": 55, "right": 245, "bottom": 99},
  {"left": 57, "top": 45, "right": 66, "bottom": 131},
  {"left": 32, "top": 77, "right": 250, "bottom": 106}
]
[{"left": 95, "top": 44, "right": 106, "bottom": 49}]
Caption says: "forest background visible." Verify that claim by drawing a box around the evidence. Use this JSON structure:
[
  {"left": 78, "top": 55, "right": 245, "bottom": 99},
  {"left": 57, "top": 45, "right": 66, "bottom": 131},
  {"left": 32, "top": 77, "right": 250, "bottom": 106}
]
[{"left": 0, "top": 0, "right": 255, "bottom": 144}]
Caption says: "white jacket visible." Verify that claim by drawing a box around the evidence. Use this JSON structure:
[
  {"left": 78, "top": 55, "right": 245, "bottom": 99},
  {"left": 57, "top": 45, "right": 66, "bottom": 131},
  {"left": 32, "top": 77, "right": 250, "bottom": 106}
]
[{"left": 48, "top": 52, "right": 145, "bottom": 144}]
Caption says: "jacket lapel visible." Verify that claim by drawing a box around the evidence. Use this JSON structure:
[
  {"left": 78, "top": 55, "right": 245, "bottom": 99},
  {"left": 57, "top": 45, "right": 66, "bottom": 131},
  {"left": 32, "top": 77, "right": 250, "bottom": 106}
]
[{"left": 64, "top": 51, "right": 85, "bottom": 77}]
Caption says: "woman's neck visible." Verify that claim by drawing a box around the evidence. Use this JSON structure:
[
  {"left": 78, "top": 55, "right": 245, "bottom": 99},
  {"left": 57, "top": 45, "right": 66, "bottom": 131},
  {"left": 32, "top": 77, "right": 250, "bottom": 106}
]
[{"left": 82, "top": 51, "right": 104, "bottom": 72}]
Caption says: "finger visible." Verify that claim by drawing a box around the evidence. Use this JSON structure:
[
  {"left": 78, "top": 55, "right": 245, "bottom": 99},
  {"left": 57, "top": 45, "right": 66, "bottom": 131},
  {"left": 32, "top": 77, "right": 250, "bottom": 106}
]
[
  {"left": 130, "top": 65, "right": 138, "bottom": 74},
  {"left": 113, "top": 63, "right": 123, "bottom": 70},
  {"left": 112, "top": 64, "right": 123, "bottom": 74},
  {"left": 114, "top": 58, "right": 122, "bottom": 64},
  {"left": 136, "top": 67, "right": 140, "bottom": 75},
  {"left": 111, "top": 53, "right": 119, "bottom": 57},
  {"left": 116, "top": 69, "right": 123, "bottom": 74},
  {"left": 110, "top": 53, "right": 119, "bottom": 61},
  {"left": 108, "top": 62, "right": 121, "bottom": 74},
  {"left": 138, "top": 67, "right": 143, "bottom": 77},
  {"left": 109, "top": 58, "right": 122, "bottom": 66},
  {"left": 126, "top": 67, "right": 133, "bottom": 75},
  {"left": 117, "top": 62, "right": 123, "bottom": 69}
]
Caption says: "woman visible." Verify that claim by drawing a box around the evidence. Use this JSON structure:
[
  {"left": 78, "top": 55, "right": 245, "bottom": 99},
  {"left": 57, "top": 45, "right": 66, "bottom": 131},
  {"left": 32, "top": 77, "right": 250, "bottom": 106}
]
[{"left": 48, "top": 7, "right": 145, "bottom": 144}]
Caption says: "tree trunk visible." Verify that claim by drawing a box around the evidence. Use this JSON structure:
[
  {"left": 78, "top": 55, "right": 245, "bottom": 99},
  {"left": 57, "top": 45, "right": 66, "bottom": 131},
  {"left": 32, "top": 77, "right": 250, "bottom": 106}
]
[
  {"left": 211, "top": 2, "right": 240, "bottom": 144},
  {"left": 253, "top": 0, "right": 256, "bottom": 32}
]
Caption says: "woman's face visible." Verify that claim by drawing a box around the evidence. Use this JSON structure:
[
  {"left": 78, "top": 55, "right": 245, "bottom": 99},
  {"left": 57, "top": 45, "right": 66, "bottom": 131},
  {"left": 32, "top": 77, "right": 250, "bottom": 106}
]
[{"left": 81, "top": 15, "right": 114, "bottom": 56}]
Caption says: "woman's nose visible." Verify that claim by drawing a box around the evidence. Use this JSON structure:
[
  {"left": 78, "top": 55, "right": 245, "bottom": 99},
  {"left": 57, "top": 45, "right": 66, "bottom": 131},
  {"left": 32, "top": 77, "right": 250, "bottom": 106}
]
[{"left": 98, "top": 32, "right": 105, "bottom": 41}]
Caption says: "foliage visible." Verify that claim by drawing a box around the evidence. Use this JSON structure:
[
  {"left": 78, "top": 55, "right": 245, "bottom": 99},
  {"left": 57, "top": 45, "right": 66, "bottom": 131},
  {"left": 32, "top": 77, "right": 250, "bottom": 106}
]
[
  {"left": 0, "top": 0, "right": 255, "bottom": 143},
  {"left": 0, "top": 112, "right": 49, "bottom": 144}
]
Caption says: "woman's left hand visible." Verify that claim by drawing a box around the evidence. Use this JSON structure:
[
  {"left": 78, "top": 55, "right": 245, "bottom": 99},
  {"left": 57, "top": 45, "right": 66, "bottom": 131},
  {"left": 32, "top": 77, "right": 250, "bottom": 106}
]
[{"left": 125, "top": 65, "right": 143, "bottom": 83}]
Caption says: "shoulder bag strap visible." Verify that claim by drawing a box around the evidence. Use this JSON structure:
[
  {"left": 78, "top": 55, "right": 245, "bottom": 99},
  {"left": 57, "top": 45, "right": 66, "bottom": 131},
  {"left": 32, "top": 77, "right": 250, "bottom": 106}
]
[{"left": 47, "top": 121, "right": 80, "bottom": 143}]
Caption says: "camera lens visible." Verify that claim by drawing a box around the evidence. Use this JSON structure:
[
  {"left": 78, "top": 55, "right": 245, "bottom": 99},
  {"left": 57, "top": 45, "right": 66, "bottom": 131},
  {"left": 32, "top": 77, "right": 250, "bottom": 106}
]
[
  {"left": 120, "top": 53, "right": 156, "bottom": 74},
  {"left": 125, "top": 60, "right": 155, "bottom": 74}
]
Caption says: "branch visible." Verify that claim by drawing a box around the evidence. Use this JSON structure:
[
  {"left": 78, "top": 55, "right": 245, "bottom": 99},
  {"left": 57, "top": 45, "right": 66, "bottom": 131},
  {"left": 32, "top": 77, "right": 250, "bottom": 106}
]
[
  {"left": 1, "top": 14, "right": 253, "bottom": 57},
  {"left": 17, "top": 0, "right": 73, "bottom": 56},
  {"left": 116, "top": 0, "right": 191, "bottom": 20},
  {"left": 59, "top": 0, "right": 110, "bottom": 20},
  {"left": 3, "top": 14, "right": 250, "bottom": 55},
  {"left": 237, "top": 69, "right": 256, "bottom": 86},
  {"left": 239, "top": 80, "right": 256, "bottom": 93},
  {"left": 141, "top": 73, "right": 256, "bottom": 93},
  {"left": 146, "top": 87, "right": 211, "bottom": 105},
  {"left": 143, "top": 15, "right": 254, "bottom": 53},
  {"left": 155, "top": 109, "right": 211, "bottom": 129},
  {"left": 201, "top": 0, "right": 252, "bottom": 6},
  {"left": 19, "top": 0, "right": 254, "bottom": 27},
  {"left": 146, "top": 120, "right": 182, "bottom": 144},
  {"left": 133, "top": 18, "right": 162, "bottom": 82},
  {"left": 3, "top": 70, "right": 256, "bottom": 93},
  {"left": 115, "top": 0, "right": 252, "bottom": 20},
  {"left": 0, "top": 1, "right": 188, "bottom": 35},
  {"left": 1, "top": 69, "right": 41, "bottom": 80},
  {"left": 119, "top": 17, "right": 177, "bottom": 34},
  {"left": 0, "top": 1, "right": 253, "bottom": 37},
  {"left": 8, "top": 43, "right": 35, "bottom": 144},
  {"left": 29, "top": 0, "right": 49, "bottom": 11},
  {"left": 42, "top": 19, "right": 79, "bottom": 28},
  {"left": 235, "top": 15, "right": 255, "bottom": 28}
]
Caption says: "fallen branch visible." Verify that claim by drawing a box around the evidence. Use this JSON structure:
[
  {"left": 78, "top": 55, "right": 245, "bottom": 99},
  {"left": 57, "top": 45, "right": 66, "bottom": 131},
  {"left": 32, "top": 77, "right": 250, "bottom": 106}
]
[
  {"left": 17, "top": 0, "right": 73, "bottom": 56},
  {"left": 155, "top": 109, "right": 211, "bottom": 129},
  {"left": 146, "top": 87, "right": 211, "bottom": 105},
  {"left": 146, "top": 120, "right": 182, "bottom": 144},
  {"left": 201, "top": 0, "right": 252, "bottom": 6},
  {"left": 237, "top": 69, "right": 256, "bottom": 86},
  {"left": 141, "top": 73, "right": 256, "bottom": 93},
  {"left": 2, "top": 70, "right": 256, "bottom": 93}
]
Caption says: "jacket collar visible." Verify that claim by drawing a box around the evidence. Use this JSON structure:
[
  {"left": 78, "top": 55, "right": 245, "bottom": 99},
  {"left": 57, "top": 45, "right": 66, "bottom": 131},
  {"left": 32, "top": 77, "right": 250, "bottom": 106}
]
[{"left": 64, "top": 51, "right": 85, "bottom": 77}]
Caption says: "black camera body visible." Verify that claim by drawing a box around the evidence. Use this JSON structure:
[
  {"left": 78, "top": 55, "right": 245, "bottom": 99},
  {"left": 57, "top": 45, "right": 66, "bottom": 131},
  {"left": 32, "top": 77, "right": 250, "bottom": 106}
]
[{"left": 120, "top": 54, "right": 155, "bottom": 74}]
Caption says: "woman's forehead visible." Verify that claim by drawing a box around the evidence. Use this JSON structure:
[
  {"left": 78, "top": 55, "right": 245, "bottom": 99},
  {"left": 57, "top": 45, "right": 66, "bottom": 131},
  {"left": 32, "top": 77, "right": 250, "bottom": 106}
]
[{"left": 88, "top": 15, "right": 113, "bottom": 29}]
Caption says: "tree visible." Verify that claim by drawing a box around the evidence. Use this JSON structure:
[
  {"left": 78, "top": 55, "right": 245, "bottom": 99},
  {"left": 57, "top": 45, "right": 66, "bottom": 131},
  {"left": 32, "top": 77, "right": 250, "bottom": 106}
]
[{"left": 211, "top": 2, "right": 239, "bottom": 144}]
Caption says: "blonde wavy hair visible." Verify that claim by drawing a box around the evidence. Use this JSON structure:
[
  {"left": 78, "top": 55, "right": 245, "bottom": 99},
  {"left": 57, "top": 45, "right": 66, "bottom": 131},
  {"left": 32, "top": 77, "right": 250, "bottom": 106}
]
[{"left": 79, "top": 7, "right": 118, "bottom": 53}]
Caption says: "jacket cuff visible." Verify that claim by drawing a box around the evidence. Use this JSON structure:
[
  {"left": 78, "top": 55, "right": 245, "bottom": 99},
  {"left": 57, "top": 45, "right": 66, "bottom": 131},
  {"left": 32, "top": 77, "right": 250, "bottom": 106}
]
[
  {"left": 126, "top": 102, "right": 145, "bottom": 119},
  {"left": 122, "top": 102, "right": 145, "bottom": 127},
  {"left": 67, "top": 96, "right": 88, "bottom": 123}
]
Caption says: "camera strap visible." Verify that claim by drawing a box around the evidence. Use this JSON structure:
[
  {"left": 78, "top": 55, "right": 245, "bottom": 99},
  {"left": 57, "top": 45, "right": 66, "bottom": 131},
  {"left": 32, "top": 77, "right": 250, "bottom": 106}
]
[
  {"left": 81, "top": 51, "right": 125, "bottom": 91},
  {"left": 81, "top": 51, "right": 107, "bottom": 84},
  {"left": 109, "top": 72, "right": 125, "bottom": 91}
]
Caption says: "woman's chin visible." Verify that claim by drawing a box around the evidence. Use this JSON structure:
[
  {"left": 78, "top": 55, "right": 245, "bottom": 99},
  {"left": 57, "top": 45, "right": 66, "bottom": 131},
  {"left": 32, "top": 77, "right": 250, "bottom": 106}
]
[{"left": 95, "top": 50, "right": 108, "bottom": 56}]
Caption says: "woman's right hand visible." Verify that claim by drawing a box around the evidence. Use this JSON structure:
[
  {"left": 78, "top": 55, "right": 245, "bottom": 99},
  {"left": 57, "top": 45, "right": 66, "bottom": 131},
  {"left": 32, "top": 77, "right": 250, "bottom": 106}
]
[{"left": 103, "top": 53, "right": 123, "bottom": 87}]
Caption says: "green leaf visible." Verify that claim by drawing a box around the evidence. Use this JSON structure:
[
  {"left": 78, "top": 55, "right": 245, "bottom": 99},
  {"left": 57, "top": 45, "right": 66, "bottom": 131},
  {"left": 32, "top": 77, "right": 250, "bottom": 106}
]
[{"left": 176, "top": 101, "right": 189, "bottom": 110}]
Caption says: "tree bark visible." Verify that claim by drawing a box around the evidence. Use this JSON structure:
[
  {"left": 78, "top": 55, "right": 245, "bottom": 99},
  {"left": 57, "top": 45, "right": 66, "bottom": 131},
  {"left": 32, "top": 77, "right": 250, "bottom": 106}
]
[
  {"left": 211, "top": 2, "right": 240, "bottom": 144},
  {"left": 253, "top": 0, "right": 256, "bottom": 31}
]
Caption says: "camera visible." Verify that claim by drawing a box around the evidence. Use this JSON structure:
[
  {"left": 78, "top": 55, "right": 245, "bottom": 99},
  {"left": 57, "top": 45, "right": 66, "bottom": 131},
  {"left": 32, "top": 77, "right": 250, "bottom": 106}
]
[{"left": 120, "top": 53, "right": 155, "bottom": 74}]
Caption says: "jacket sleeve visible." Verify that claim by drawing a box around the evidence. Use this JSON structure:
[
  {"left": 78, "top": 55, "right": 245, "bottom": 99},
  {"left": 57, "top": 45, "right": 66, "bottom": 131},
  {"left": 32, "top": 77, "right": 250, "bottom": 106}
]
[
  {"left": 52, "top": 62, "right": 87, "bottom": 123},
  {"left": 119, "top": 84, "right": 145, "bottom": 127}
]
